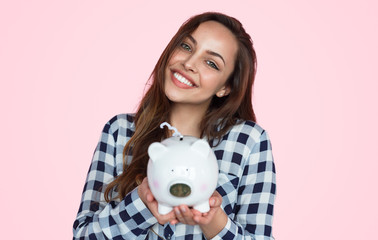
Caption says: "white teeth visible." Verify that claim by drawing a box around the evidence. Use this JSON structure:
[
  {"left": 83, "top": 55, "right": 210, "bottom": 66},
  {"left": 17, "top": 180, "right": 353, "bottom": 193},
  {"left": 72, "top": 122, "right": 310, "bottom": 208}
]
[{"left": 174, "top": 72, "right": 194, "bottom": 87}]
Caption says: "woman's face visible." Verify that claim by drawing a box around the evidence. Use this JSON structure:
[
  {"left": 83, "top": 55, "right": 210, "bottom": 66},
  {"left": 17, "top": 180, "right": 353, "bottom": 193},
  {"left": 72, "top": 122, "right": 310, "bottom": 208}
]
[{"left": 164, "top": 21, "right": 238, "bottom": 109}]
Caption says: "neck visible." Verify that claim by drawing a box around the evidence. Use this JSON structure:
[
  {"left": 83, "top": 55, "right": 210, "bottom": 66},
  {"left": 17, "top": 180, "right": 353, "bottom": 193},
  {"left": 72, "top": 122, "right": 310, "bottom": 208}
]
[{"left": 169, "top": 103, "right": 209, "bottom": 138}]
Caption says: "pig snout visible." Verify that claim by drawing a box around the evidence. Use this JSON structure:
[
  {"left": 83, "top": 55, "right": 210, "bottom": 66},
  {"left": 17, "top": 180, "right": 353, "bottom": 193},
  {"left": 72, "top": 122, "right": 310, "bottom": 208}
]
[{"left": 169, "top": 183, "right": 191, "bottom": 197}]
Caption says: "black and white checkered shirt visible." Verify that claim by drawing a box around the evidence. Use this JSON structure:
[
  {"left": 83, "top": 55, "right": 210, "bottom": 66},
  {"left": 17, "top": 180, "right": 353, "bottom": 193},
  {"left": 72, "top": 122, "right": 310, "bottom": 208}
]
[{"left": 73, "top": 114, "right": 276, "bottom": 240}]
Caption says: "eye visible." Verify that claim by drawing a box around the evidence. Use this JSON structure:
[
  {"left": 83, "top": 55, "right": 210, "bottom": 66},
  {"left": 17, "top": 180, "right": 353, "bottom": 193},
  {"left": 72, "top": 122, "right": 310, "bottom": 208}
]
[
  {"left": 206, "top": 60, "right": 219, "bottom": 70},
  {"left": 180, "top": 42, "right": 192, "bottom": 52}
]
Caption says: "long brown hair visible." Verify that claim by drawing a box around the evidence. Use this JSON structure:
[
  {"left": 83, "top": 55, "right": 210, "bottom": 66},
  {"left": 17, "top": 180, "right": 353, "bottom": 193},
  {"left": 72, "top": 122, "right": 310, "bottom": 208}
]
[{"left": 104, "top": 12, "right": 257, "bottom": 201}]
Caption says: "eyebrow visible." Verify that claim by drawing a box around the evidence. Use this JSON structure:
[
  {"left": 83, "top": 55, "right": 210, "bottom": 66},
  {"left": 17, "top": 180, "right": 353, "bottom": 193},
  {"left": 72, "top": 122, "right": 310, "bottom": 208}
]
[{"left": 187, "top": 35, "right": 226, "bottom": 65}]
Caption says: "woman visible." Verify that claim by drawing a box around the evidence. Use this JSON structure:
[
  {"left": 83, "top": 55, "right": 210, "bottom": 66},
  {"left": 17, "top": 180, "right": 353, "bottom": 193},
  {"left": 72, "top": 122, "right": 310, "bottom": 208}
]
[{"left": 73, "top": 12, "right": 276, "bottom": 240}]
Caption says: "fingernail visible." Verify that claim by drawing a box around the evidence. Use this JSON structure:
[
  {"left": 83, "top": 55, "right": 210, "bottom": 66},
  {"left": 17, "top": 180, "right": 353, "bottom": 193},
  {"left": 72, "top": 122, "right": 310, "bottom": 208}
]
[
  {"left": 180, "top": 206, "right": 186, "bottom": 213},
  {"left": 211, "top": 199, "right": 215, "bottom": 206},
  {"left": 175, "top": 209, "right": 180, "bottom": 215}
]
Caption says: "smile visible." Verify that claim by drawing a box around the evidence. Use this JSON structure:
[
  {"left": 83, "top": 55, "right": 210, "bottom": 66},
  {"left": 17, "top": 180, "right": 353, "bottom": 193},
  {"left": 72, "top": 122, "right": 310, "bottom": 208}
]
[{"left": 173, "top": 72, "right": 195, "bottom": 87}]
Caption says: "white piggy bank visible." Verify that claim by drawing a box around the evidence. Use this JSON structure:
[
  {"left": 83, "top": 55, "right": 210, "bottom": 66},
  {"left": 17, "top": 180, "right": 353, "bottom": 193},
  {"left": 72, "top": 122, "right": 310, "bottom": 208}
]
[{"left": 147, "top": 136, "right": 219, "bottom": 215}]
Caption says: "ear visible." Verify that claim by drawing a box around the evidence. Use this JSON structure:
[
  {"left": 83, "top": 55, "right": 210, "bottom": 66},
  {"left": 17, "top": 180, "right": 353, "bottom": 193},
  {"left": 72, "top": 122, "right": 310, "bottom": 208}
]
[
  {"left": 216, "top": 85, "right": 231, "bottom": 98},
  {"left": 190, "top": 139, "right": 211, "bottom": 158},
  {"left": 148, "top": 142, "right": 168, "bottom": 162}
]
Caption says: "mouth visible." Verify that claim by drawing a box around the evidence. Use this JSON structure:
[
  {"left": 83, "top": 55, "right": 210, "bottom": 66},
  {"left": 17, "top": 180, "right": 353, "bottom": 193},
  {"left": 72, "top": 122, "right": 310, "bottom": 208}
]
[{"left": 172, "top": 71, "right": 197, "bottom": 88}]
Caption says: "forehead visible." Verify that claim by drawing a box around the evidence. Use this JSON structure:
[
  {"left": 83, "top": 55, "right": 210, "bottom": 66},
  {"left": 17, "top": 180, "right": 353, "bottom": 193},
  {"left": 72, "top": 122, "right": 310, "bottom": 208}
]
[{"left": 190, "top": 21, "right": 238, "bottom": 60}]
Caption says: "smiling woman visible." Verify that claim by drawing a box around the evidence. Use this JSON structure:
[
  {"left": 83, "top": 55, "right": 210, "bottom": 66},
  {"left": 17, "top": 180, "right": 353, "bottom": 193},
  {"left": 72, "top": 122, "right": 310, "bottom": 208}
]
[
  {"left": 164, "top": 21, "right": 237, "bottom": 111},
  {"left": 73, "top": 12, "right": 276, "bottom": 240}
]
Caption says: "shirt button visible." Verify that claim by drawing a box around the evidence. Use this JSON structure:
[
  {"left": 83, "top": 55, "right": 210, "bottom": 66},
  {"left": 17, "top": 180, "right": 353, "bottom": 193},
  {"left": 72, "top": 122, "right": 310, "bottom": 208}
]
[{"left": 166, "top": 234, "right": 171, "bottom": 240}]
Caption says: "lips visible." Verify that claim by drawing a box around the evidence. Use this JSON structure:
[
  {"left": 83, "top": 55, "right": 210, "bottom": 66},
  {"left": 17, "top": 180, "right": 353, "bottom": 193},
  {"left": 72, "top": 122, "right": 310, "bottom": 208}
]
[
  {"left": 171, "top": 70, "right": 197, "bottom": 88},
  {"left": 174, "top": 72, "right": 194, "bottom": 87}
]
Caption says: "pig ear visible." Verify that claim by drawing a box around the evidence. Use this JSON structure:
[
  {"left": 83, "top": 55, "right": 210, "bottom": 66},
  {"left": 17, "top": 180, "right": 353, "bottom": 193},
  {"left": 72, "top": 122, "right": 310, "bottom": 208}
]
[
  {"left": 148, "top": 142, "right": 167, "bottom": 162},
  {"left": 190, "top": 139, "right": 210, "bottom": 158}
]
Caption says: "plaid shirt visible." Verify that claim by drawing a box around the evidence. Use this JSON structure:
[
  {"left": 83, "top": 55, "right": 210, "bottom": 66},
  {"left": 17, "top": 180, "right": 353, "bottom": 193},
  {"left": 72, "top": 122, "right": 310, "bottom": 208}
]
[{"left": 73, "top": 114, "right": 276, "bottom": 240}]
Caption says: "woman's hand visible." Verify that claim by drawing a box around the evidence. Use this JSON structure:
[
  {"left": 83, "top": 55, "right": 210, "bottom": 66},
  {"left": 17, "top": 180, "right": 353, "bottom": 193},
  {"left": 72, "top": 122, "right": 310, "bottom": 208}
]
[
  {"left": 173, "top": 204, "right": 198, "bottom": 225},
  {"left": 137, "top": 177, "right": 178, "bottom": 225},
  {"left": 192, "top": 191, "right": 226, "bottom": 225},
  {"left": 174, "top": 191, "right": 228, "bottom": 238}
]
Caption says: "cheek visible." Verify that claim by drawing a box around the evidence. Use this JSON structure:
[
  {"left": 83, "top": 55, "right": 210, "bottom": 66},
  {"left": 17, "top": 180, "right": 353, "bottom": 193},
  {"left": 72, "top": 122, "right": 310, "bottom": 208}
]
[
  {"left": 169, "top": 49, "right": 181, "bottom": 60},
  {"left": 167, "top": 49, "right": 186, "bottom": 66},
  {"left": 200, "top": 183, "right": 208, "bottom": 192},
  {"left": 152, "top": 180, "right": 160, "bottom": 189},
  {"left": 199, "top": 71, "right": 227, "bottom": 92}
]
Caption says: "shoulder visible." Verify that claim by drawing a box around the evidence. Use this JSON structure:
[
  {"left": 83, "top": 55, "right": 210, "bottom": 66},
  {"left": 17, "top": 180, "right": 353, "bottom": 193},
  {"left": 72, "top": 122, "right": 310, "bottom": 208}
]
[
  {"left": 225, "top": 120, "right": 269, "bottom": 145},
  {"left": 229, "top": 120, "right": 266, "bottom": 140},
  {"left": 102, "top": 113, "right": 136, "bottom": 139},
  {"left": 214, "top": 120, "right": 271, "bottom": 154}
]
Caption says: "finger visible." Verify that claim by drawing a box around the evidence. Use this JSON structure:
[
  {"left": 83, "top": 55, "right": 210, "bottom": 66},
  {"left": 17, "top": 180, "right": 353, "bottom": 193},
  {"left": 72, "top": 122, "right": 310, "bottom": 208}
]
[
  {"left": 146, "top": 192, "right": 154, "bottom": 202},
  {"left": 156, "top": 210, "right": 177, "bottom": 225},
  {"left": 193, "top": 215, "right": 202, "bottom": 224},
  {"left": 175, "top": 205, "right": 196, "bottom": 225},
  {"left": 141, "top": 177, "right": 149, "bottom": 187},
  {"left": 180, "top": 206, "right": 190, "bottom": 219},
  {"left": 179, "top": 205, "right": 189, "bottom": 216},
  {"left": 209, "top": 198, "right": 216, "bottom": 207},
  {"left": 179, "top": 205, "right": 198, "bottom": 225},
  {"left": 210, "top": 200, "right": 222, "bottom": 209},
  {"left": 192, "top": 213, "right": 209, "bottom": 225},
  {"left": 170, "top": 219, "right": 178, "bottom": 225},
  {"left": 174, "top": 207, "right": 186, "bottom": 224},
  {"left": 210, "top": 193, "right": 222, "bottom": 206},
  {"left": 161, "top": 211, "right": 176, "bottom": 220},
  {"left": 190, "top": 209, "right": 205, "bottom": 221},
  {"left": 194, "top": 211, "right": 215, "bottom": 225},
  {"left": 191, "top": 209, "right": 202, "bottom": 216}
]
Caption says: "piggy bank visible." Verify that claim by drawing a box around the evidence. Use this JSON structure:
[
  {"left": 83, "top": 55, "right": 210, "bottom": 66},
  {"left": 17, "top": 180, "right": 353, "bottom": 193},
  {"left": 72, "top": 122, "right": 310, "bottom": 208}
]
[{"left": 147, "top": 136, "right": 219, "bottom": 215}]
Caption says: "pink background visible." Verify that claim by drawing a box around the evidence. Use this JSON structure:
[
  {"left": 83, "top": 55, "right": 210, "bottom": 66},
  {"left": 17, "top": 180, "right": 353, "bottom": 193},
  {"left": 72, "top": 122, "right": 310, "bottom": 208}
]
[{"left": 1, "top": 1, "right": 377, "bottom": 239}]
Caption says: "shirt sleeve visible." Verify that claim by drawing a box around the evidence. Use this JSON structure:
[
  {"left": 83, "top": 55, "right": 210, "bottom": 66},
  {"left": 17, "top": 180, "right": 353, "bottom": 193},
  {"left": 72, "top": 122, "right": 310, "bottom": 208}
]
[
  {"left": 72, "top": 118, "right": 158, "bottom": 239},
  {"left": 213, "top": 130, "right": 276, "bottom": 240}
]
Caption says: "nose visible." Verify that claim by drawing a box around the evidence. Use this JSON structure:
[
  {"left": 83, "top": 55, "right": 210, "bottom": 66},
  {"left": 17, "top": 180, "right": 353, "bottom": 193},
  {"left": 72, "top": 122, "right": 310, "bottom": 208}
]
[
  {"left": 183, "top": 54, "right": 198, "bottom": 73},
  {"left": 169, "top": 183, "right": 191, "bottom": 197}
]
